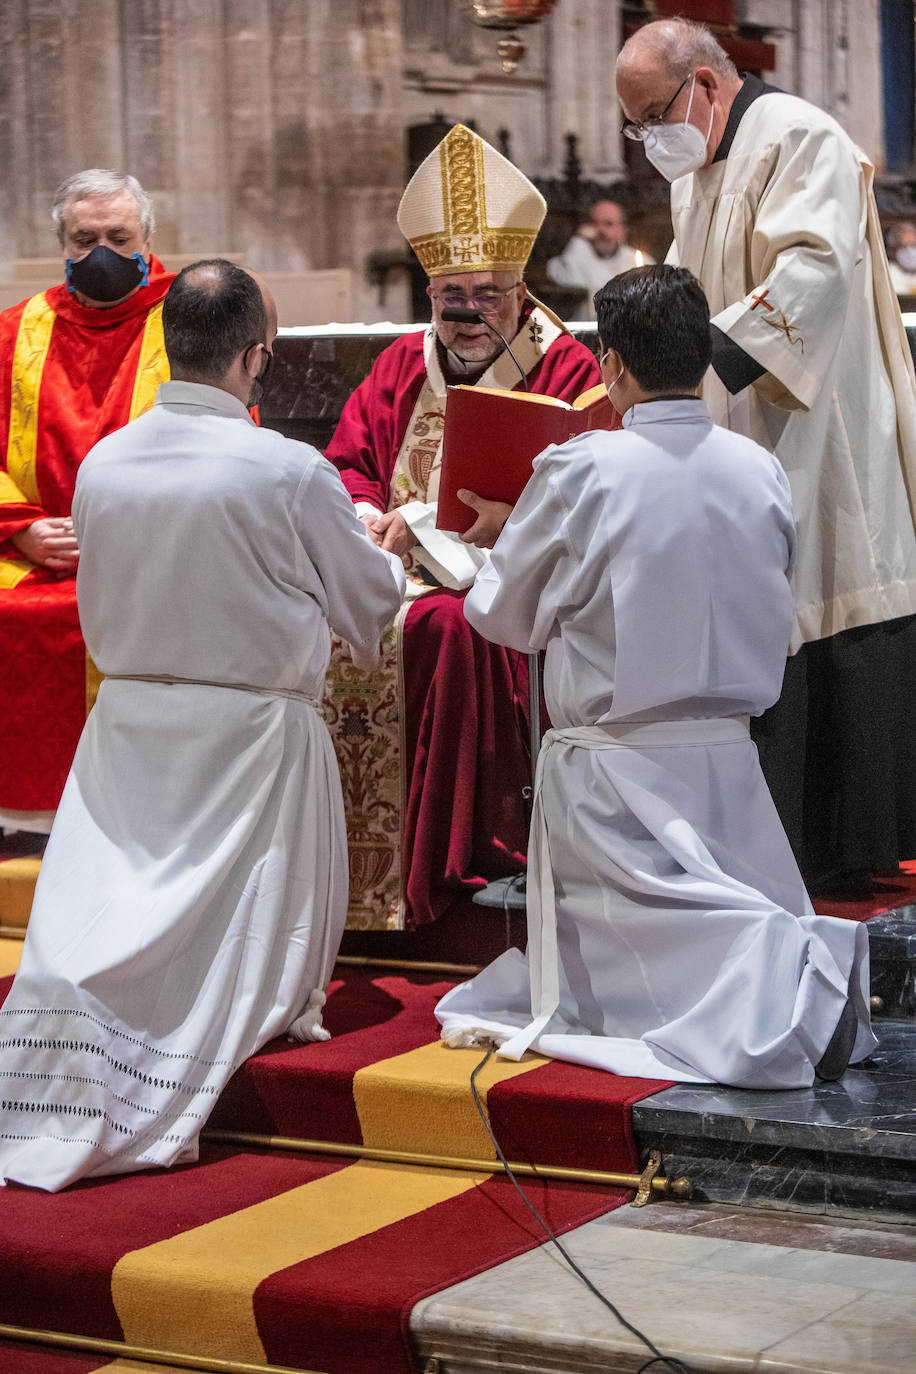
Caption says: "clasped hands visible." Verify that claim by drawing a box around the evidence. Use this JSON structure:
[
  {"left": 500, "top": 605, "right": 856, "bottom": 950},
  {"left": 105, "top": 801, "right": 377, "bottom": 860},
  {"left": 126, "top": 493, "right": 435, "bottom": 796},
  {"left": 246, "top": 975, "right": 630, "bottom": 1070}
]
[
  {"left": 11, "top": 517, "right": 79, "bottom": 573},
  {"left": 361, "top": 489, "right": 512, "bottom": 555}
]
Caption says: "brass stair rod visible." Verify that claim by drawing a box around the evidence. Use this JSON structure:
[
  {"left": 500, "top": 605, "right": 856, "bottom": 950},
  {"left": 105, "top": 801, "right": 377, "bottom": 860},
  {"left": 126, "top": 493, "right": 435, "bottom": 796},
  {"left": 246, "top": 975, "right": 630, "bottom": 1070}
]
[
  {"left": 335, "top": 953, "right": 481, "bottom": 977},
  {"left": 0, "top": 936, "right": 483, "bottom": 975},
  {"left": 0, "top": 1322, "right": 324, "bottom": 1374},
  {"left": 204, "top": 1129, "right": 691, "bottom": 1201}
]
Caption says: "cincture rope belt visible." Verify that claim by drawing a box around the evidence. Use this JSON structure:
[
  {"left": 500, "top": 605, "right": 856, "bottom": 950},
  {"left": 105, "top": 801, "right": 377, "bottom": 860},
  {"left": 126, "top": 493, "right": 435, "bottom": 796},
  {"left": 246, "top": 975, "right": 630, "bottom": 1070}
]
[
  {"left": 104, "top": 673, "right": 322, "bottom": 709},
  {"left": 498, "top": 716, "right": 752, "bottom": 1061}
]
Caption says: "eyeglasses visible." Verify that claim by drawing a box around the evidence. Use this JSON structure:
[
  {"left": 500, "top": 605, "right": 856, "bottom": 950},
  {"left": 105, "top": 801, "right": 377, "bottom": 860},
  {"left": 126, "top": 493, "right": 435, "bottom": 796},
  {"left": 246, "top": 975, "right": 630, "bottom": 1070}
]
[
  {"left": 621, "top": 73, "right": 692, "bottom": 142},
  {"left": 430, "top": 283, "right": 522, "bottom": 312}
]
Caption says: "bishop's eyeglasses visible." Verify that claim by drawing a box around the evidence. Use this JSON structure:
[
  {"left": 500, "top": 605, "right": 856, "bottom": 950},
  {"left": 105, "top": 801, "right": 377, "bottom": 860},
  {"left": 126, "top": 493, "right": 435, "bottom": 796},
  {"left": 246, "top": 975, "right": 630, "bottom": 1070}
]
[{"left": 430, "top": 283, "right": 522, "bottom": 312}]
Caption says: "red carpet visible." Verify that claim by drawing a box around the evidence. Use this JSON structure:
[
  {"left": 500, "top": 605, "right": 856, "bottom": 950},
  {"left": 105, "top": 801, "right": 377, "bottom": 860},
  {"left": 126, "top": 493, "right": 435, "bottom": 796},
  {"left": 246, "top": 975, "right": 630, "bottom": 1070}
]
[
  {"left": 811, "top": 859, "right": 916, "bottom": 920},
  {"left": 0, "top": 967, "right": 666, "bottom": 1374}
]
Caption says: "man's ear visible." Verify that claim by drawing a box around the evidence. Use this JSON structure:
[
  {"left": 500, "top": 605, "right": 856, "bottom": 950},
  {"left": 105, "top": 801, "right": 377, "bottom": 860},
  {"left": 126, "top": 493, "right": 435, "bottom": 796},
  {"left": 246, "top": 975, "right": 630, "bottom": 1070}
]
[
  {"left": 600, "top": 345, "right": 623, "bottom": 378},
  {"left": 242, "top": 342, "right": 264, "bottom": 379}
]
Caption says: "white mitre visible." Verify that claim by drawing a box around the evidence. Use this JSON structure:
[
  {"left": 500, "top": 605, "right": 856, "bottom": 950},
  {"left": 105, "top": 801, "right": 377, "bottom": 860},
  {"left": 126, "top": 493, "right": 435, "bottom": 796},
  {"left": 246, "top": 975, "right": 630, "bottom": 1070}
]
[{"left": 397, "top": 123, "right": 547, "bottom": 277}]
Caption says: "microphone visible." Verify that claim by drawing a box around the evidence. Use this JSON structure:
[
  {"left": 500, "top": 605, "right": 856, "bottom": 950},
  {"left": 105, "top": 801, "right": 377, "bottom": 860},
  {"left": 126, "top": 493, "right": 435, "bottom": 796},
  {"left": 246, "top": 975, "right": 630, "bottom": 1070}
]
[{"left": 440, "top": 306, "right": 528, "bottom": 391}]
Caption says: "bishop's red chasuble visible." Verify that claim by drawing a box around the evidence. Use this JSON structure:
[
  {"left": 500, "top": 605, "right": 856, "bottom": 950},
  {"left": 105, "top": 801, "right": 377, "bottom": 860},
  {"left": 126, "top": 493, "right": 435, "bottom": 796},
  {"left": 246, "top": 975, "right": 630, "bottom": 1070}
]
[
  {"left": 0, "top": 257, "right": 175, "bottom": 813},
  {"left": 325, "top": 307, "right": 604, "bottom": 928}
]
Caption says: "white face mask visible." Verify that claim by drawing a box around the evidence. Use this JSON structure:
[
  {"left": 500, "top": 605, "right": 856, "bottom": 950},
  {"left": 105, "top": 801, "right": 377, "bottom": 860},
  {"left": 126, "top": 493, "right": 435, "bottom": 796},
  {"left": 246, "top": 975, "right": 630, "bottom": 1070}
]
[
  {"left": 642, "top": 75, "right": 714, "bottom": 182},
  {"left": 896, "top": 245, "right": 916, "bottom": 273}
]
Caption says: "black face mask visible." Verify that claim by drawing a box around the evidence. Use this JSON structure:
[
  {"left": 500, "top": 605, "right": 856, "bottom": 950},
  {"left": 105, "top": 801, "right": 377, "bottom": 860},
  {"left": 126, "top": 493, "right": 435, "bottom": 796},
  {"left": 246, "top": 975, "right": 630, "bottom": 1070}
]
[
  {"left": 246, "top": 345, "right": 273, "bottom": 408},
  {"left": 65, "top": 245, "right": 148, "bottom": 303}
]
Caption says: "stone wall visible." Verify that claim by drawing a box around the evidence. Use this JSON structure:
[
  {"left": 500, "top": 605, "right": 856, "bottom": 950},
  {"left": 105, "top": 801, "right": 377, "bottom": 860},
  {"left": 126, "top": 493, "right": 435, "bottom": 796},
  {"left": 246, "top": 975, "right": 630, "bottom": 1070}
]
[
  {"left": 0, "top": 0, "right": 407, "bottom": 321},
  {"left": 0, "top": 1, "right": 896, "bottom": 323}
]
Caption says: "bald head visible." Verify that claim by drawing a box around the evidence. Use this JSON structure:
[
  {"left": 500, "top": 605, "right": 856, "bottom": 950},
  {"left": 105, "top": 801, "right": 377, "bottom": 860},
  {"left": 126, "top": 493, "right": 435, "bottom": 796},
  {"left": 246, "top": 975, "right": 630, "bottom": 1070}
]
[
  {"left": 617, "top": 19, "right": 738, "bottom": 86},
  {"left": 616, "top": 19, "right": 742, "bottom": 167},
  {"left": 163, "top": 259, "right": 275, "bottom": 401}
]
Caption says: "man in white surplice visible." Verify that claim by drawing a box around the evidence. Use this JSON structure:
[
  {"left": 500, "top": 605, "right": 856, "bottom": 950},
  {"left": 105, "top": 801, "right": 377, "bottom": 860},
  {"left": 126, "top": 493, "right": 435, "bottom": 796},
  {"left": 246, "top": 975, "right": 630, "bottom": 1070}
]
[
  {"left": 436, "top": 266, "right": 875, "bottom": 1089},
  {"left": 0, "top": 260, "right": 405, "bottom": 1191},
  {"left": 615, "top": 18, "right": 916, "bottom": 894}
]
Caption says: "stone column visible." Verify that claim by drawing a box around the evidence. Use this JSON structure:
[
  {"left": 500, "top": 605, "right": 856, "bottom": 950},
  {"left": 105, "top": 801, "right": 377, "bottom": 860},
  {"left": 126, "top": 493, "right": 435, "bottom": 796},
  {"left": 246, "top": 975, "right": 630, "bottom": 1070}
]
[
  {"left": 66, "top": 3, "right": 124, "bottom": 177},
  {"left": 0, "top": 2, "right": 27, "bottom": 272},
  {"left": 120, "top": 0, "right": 171, "bottom": 243},
  {"left": 224, "top": 0, "right": 274, "bottom": 267},
  {"left": 545, "top": 0, "right": 625, "bottom": 179},
  {"left": 167, "top": 0, "right": 230, "bottom": 253},
  {"left": 263, "top": 0, "right": 406, "bottom": 320}
]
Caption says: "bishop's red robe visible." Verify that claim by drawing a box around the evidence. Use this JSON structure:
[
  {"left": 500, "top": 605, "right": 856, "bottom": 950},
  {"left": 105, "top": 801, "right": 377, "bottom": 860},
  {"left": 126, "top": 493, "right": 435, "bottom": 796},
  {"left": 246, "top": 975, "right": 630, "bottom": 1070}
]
[
  {"left": 0, "top": 257, "right": 175, "bottom": 815},
  {"left": 325, "top": 316, "right": 603, "bottom": 926}
]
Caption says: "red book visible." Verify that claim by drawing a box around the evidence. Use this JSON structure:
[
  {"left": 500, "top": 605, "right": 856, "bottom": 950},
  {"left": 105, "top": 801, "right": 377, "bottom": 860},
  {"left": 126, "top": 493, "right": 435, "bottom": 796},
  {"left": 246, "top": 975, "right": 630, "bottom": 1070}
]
[{"left": 436, "top": 383, "right": 616, "bottom": 534}]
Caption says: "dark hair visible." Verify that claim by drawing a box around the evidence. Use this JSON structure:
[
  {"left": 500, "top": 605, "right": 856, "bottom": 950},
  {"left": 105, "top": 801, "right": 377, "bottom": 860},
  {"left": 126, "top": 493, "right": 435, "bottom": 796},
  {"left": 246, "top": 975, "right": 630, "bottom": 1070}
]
[
  {"left": 163, "top": 259, "right": 267, "bottom": 381},
  {"left": 595, "top": 264, "right": 711, "bottom": 392}
]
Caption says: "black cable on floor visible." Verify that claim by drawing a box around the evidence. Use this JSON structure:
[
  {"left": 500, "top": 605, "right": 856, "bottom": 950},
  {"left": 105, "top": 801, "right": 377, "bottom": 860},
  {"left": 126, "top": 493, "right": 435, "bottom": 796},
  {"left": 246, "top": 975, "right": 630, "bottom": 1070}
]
[{"left": 470, "top": 1044, "right": 694, "bottom": 1374}]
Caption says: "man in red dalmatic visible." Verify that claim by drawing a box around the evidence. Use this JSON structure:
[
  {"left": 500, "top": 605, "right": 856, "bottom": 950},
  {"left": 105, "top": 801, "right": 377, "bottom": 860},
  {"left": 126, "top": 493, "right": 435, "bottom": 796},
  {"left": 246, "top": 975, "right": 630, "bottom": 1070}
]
[
  {"left": 0, "top": 170, "right": 175, "bottom": 829},
  {"left": 324, "top": 125, "right": 606, "bottom": 931}
]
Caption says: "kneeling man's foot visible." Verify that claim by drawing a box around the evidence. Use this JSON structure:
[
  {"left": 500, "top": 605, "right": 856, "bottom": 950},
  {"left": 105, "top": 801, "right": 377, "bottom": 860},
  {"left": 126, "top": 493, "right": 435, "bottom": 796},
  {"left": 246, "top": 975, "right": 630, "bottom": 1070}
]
[
  {"left": 814, "top": 996, "right": 857, "bottom": 1081},
  {"left": 288, "top": 989, "right": 330, "bottom": 1044}
]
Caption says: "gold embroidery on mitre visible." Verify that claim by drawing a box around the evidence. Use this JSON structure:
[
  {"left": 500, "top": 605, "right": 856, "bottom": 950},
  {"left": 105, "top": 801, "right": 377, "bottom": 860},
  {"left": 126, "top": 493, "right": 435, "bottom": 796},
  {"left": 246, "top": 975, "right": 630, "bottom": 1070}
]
[
  {"left": 399, "top": 123, "right": 545, "bottom": 277},
  {"left": 443, "top": 124, "right": 484, "bottom": 241}
]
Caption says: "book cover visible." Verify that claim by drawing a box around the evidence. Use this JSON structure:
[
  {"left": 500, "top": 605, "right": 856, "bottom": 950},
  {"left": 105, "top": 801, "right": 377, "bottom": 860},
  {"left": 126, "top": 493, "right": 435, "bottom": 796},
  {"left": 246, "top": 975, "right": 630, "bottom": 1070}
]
[{"left": 436, "top": 383, "right": 616, "bottom": 534}]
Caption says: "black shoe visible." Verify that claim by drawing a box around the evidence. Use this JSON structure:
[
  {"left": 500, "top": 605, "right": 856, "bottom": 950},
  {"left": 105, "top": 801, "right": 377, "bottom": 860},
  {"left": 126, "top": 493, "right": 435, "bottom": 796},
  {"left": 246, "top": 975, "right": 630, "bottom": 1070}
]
[{"left": 814, "top": 996, "right": 857, "bottom": 1081}]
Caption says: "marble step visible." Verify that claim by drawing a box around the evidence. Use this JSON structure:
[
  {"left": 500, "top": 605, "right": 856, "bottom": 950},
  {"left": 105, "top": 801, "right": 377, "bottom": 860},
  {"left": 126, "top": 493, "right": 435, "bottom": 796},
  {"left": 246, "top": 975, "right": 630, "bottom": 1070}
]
[
  {"left": 632, "top": 1019, "right": 916, "bottom": 1224},
  {"left": 867, "top": 904, "right": 916, "bottom": 1018}
]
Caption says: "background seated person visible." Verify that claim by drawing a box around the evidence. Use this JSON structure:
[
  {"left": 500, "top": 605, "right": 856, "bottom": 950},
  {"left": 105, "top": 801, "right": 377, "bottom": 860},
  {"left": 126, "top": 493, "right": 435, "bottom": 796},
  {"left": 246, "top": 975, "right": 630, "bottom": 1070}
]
[{"left": 546, "top": 199, "right": 653, "bottom": 320}]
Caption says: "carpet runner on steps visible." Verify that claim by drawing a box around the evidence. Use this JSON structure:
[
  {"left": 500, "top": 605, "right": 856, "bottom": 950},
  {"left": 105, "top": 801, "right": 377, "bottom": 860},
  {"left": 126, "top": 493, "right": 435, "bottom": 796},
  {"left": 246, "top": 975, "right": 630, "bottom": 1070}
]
[
  {"left": 209, "top": 967, "right": 666, "bottom": 1171},
  {"left": 0, "top": 968, "right": 667, "bottom": 1374}
]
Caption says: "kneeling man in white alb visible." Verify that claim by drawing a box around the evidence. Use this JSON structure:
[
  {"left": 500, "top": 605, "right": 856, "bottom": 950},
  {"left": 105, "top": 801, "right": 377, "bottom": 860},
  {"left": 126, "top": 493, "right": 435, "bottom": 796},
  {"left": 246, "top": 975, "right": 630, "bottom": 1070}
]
[
  {"left": 0, "top": 259, "right": 405, "bottom": 1190},
  {"left": 436, "top": 264, "right": 875, "bottom": 1089}
]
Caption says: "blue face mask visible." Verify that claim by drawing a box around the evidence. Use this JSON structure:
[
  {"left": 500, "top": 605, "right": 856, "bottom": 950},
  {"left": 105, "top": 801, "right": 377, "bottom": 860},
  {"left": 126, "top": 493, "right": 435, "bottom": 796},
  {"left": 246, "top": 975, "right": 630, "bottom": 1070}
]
[{"left": 65, "top": 245, "right": 148, "bottom": 302}]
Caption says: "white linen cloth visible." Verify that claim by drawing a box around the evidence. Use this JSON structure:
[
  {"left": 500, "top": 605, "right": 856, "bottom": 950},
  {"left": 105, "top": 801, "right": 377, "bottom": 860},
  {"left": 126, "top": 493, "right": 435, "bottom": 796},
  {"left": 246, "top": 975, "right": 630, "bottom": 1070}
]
[
  {"left": 0, "top": 381, "right": 404, "bottom": 1191},
  {"left": 669, "top": 92, "right": 916, "bottom": 651},
  {"left": 435, "top": 399, "right": 876, "bottom": 1086}
]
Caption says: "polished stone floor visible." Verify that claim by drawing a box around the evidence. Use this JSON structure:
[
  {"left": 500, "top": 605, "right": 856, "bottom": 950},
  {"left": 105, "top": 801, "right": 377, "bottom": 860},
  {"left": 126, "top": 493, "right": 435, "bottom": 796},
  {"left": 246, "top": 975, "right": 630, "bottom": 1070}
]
[
  {"left": 412, "top": 1197, "right": 916, "bottom": 1373},
  {"left": 632, "top": 1021, "right": 916, "bottom": 1222}
]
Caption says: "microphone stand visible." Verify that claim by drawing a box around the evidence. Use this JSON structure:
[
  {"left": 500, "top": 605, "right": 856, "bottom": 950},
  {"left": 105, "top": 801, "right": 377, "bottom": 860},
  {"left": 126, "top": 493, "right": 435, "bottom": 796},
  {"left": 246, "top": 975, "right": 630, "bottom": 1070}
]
[{"left": 440, "top": 305, "right": 538, "bottom": 918}]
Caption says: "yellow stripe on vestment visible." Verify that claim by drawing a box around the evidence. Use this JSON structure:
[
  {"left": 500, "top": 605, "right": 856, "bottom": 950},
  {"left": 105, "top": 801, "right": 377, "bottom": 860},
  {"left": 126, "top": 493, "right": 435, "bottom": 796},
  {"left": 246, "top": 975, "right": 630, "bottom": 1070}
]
[
  {"left": 7, "top": 293, "right": 56, "bottom": 508},
  {"left": 0, "top": 556, "right": 35, "bottom": 588},
  {"left": 111, "top": 1158, "right": 484, "bottom": 1364},
  {"left": 0, "top": 467, "right": 28, "bottom": 506},
  {"left": 128, "top": 302, "right": 168, "bottom": 420},
  {"left": 353, "top": 1038, "right": 546, "bottom": 1159}
]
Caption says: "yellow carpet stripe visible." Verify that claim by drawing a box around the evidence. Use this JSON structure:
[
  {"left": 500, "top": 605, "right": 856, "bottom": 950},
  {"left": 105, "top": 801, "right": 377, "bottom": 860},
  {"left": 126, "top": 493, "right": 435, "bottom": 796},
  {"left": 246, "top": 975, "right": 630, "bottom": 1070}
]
[
  {"left": 353, "top": 1038, "right": 546, "bottom": 1158},
  {"left": 0, "top": 855, "right": 41, "bottom": 927},
  {"left": 7, "top": 292, "right": 56, "bottom": 506},
  {"left": 0, "top": 938, "right": 23, "bottom": 977},
  {"left": 111, "top": 1159, "right": 485, "bottom": 1364}
]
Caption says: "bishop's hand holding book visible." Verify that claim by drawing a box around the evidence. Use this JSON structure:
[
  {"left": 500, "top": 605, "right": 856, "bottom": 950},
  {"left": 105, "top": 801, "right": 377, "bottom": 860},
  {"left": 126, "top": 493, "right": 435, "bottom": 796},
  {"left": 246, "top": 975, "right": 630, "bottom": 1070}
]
[{"left": 436, "top": 383, "right": 619, "bottom": 540}]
